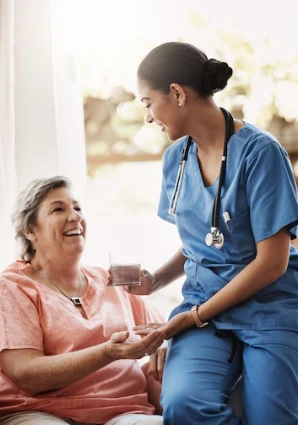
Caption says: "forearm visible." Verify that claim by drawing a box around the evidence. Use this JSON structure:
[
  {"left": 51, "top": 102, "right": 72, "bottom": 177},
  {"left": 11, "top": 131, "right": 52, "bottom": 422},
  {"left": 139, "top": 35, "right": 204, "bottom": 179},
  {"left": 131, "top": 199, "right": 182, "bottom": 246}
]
[
  {"left": 199, "top": 255, "right": 287, "bottom": 322},
  {"left": 152, "top": 247, "right": 186, "bottom": 291},
  {"left": 155, "top": 231, "right": 291, "bottom": 340},
  {"left": 3, "top": 329, "right": 164, "bottom": 396},
  {"left": 198, "top": 229, "right": 290, "bottom": 322},
  {"left": 7, "top": 343, "right": 113, "bottom": 396}
]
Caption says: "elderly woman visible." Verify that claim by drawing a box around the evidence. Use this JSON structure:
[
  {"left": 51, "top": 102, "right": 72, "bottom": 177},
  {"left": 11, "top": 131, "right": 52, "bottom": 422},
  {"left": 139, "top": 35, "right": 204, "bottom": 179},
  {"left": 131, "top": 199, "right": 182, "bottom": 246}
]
[{"left": 0, "top": 176, "right": 165, "bottom": 425}]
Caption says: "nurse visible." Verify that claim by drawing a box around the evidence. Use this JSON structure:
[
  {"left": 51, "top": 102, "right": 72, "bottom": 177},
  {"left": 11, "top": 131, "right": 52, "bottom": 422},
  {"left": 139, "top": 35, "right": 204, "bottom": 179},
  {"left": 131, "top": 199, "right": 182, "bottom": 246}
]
[{"left": 132, "top": 42, "right": 298, "bottom": 425}]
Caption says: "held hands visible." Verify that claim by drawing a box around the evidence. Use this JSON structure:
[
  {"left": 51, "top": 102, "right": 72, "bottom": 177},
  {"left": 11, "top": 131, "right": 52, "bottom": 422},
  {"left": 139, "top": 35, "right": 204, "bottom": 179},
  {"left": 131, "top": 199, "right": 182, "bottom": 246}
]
[
  {"left": 133, "top": 311, "right": 195, "bottom": 341},
  {"left": 107, "top": 268, "right": 155, "bottom": 295},
  {"left": 104, "top": 329, "right": 164, "bottom": 361}
]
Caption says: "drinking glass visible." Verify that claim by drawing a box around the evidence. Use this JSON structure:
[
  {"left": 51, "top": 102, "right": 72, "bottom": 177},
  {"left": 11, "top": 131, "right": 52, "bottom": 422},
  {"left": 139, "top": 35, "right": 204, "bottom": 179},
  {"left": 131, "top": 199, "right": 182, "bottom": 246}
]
[{"left": 109, "top": 251, "right": 141, "bottom": 286}]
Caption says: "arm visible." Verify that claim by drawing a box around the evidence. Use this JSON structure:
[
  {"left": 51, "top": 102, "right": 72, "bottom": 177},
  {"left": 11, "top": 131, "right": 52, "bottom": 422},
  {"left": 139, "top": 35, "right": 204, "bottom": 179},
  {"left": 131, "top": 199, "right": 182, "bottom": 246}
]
[
  {"left": 126, "top": 247, "right": 186, "bottom": 295},
  {"left": 140, "top": 228, "right": 290, "bottom": 339},
  {"left": 0, "top": 329, "right": 163, "bottom": 396},
  {"left": 198, "top": 143, "right": 295, "bottom": 320},
  {"left": 152, "top": 247, "right": 186, "bottom": 292},
  {"left": 198, "top": 228, "right": 290, "bottom": 322},
  {"left": 153, "top": 143, "right": 296, "bottom": 336}
]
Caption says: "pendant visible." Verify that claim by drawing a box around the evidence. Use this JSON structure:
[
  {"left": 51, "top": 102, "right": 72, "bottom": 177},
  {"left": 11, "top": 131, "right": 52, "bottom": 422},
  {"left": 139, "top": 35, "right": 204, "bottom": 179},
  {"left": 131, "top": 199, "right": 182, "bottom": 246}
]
[{"left": 70, "top": 297, "right": 82, "bottom": 306}]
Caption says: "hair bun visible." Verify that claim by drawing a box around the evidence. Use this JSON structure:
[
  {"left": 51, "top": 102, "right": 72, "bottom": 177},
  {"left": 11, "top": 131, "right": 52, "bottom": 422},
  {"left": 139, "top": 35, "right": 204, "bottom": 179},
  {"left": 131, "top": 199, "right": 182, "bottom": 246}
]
[{"left": 202, "top": 58, "right": 233, "bottom": 95}]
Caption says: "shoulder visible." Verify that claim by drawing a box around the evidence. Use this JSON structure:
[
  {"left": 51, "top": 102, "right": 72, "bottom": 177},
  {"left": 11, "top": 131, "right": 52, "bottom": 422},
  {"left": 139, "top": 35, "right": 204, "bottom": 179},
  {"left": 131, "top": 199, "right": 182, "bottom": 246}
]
[
  {"left": 80, "top": 264, "right": 108, "bottom": 283},
  {"left": 1, "top": 261, "right": 29, "bottom": 285},
  {"left": 161, "top": 137, "right": 188, "bottom": 181},
  {"left": 235, "top": 122, "right": 287, "bottom": 159},
  {"left": 162, "top": 137, "right": 187, "bottom": 165},
  {"left": 1, "top": 260, "right": 26, "bottom": 274},
  {"left": 0, "top": 262, "right": 42, "bottom": 307}
]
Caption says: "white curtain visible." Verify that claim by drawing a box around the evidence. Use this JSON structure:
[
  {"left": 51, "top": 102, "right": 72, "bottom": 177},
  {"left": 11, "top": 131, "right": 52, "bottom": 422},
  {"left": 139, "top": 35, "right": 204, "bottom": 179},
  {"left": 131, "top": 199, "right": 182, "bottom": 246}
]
[
  {"left": 0, "top": 0, "right": 16, "bottom": 268},
  {"left": 51, "top": 0, "right": 87, "bottom": 193},
  {"left": 0, "top": 0, "right": 87, "bottom": 269}
]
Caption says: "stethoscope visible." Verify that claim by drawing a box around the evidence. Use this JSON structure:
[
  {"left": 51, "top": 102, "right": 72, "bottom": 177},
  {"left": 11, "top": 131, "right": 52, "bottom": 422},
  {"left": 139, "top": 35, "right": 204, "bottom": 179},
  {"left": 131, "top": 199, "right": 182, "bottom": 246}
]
[{"left": 168, "top": 107, "right": 234, "bottom": 249}]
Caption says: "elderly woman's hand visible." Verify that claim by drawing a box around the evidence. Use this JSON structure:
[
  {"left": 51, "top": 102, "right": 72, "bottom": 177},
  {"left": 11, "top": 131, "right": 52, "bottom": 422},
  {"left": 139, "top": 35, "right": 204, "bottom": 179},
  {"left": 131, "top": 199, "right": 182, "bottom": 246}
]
[
  {"left": 104, "top": 329, "right": 164, "bottom": 361},
  {"left": 146, "top": 341, "right": 167, "bottom": 382}
]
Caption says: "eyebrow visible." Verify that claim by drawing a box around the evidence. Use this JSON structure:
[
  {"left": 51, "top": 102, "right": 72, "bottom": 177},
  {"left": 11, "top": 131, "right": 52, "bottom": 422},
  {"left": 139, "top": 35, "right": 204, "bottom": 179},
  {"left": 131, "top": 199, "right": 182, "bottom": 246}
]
[
  {"left": 48, "top": 199, "right": 80, "bottom": 207},
  {"left": 140, "top": 97, "right": 151, "bottom": 102}
]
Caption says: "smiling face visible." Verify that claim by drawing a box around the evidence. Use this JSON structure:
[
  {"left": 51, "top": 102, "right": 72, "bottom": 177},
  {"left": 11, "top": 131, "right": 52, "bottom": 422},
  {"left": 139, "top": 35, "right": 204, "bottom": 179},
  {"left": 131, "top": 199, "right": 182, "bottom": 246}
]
[
  {"left": 29, "top": 187, "right": 86, "bottom": 261},
  {"left": 137, "top": 79, "right": 187, "bottom": 142}
]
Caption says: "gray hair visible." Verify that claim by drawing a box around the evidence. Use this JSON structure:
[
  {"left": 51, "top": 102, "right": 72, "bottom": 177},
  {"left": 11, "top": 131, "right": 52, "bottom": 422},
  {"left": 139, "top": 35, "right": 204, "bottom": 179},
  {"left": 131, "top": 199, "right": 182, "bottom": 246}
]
[{"left": 12, "top": 176, "right": 72, "bottom": 261}]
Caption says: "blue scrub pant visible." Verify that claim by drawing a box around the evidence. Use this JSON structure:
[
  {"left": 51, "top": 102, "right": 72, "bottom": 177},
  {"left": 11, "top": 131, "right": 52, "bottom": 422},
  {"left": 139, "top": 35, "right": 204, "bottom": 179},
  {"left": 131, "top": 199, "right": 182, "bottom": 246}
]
[{"left": 161, "top": 325, "right": 298, "bottom": 425}]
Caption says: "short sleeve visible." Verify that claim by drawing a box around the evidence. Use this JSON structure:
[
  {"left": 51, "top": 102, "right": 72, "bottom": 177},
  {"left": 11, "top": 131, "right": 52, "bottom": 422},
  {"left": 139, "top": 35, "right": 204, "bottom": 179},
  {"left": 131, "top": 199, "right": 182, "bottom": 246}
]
[
  {"left": 245, "top": 141, "right": 298, "bottom": 242},
  {"left": 0, "top": 277, "right": 44, "bottom": 352}
]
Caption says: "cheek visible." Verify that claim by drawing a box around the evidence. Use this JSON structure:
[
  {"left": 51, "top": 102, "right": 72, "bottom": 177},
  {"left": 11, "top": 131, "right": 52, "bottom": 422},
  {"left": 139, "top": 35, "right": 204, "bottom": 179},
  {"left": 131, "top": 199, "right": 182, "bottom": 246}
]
[
  {"left": 152, "top": 102, "right": 167, "bottom": 118},
  {"left": 167, "top": 121, "right": 185, "bottom": 141},
  {"left": 164, "top": 106, "right": 180, "bottom": 123},
  {"left": 172, "top": 111, "right": 185, "bottom": 128},
  {"left": 46, "top": 217, "right": 64, "bottom": 236}
]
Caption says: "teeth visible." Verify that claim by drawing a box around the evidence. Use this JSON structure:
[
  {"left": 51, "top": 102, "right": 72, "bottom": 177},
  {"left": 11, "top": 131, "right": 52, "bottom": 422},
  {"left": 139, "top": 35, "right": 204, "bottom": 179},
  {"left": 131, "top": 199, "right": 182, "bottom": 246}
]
[{"left": 65, "top": 229, "right": 82, "bottom": 236}]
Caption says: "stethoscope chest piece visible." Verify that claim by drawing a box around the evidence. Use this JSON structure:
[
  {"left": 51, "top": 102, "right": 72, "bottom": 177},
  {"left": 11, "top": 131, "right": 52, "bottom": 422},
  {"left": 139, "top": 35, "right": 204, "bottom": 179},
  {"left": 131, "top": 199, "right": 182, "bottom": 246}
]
[{"left": 205, "top": 228, "right": 224, "bottom": 249}]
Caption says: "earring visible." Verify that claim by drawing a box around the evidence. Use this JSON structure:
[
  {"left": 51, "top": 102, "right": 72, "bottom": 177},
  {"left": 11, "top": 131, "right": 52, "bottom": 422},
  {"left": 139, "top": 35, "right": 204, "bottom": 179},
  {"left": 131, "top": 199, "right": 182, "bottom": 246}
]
[{"left": 178, "top": 103, "right": 181, "bottom": 107}]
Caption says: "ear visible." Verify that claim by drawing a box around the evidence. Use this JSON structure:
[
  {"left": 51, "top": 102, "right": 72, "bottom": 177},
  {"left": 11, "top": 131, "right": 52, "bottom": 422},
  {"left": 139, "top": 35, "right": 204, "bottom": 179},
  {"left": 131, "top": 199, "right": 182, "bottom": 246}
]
[
  {"left": 169, "top": 83, "right": 187, "bottom": 107},
  {"left": 23, "top": 229, "right": 36, "bottom": 242}
]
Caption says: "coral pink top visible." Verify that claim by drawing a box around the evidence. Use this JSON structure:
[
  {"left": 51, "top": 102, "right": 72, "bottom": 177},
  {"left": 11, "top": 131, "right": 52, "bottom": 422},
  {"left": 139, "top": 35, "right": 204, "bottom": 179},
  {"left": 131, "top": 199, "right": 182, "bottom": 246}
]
[{"left": 0, "top": 262, "right": 162, "bottom": 424}]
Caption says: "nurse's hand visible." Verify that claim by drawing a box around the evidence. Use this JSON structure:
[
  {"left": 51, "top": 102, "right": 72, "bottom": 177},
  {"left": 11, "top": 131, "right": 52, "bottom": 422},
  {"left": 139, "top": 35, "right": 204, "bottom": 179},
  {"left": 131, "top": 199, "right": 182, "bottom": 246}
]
[
  {"left": 106, "top": 268, "right": 154, "bottom": 294},
  {"left": 121, "top": 269, "right": 155, "bottom": 295},
  {"left": 161, "top": 312, "right": 195, "bottom": 339},
  {"left": 134, "top": 311, "right": 195, "bottom": 340},
  {"left": 129, "top": 269, "right": 155, "bottom": 295}
]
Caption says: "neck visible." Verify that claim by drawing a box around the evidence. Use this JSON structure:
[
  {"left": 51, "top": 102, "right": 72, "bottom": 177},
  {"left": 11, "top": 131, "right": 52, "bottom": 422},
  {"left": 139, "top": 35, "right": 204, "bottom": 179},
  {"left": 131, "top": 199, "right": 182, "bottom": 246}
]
[
  {"left": 185, "top": 102, "right": 227, "bottom": 154},
  {"left": 31, "top": 255, "right": 81, "bottom": 290}
]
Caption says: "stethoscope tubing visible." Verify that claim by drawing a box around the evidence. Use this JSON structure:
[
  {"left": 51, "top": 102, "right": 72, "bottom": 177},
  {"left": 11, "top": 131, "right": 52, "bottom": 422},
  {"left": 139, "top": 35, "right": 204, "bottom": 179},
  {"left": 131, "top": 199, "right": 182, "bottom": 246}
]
[
  {"left": 168, "top": 108, "right": 235, "bottom": 248},
  {"left": 211, "top": 108, "right": 234, "bottom": 229}
]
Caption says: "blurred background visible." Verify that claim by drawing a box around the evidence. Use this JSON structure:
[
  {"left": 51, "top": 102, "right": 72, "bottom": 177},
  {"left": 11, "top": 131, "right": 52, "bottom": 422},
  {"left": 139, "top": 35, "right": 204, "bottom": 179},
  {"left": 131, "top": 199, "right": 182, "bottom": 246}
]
[
  {"left": 78, "top": 0, "right": 298, "bottom": 316},
  {"left": 1, "top": 0, "right": 298, "bottom": 318}
]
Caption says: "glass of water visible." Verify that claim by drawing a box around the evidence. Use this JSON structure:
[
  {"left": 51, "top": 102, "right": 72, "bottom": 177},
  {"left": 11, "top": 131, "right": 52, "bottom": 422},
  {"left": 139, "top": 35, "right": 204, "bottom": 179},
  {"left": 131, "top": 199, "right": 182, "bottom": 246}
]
[{"left": 109, "top": 251, "right": 141, "bottom": 286}]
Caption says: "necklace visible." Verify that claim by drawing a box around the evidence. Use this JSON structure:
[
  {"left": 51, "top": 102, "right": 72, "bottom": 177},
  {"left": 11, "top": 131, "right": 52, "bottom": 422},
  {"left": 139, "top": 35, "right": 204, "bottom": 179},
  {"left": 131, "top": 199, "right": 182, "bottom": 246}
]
[{"left": 31, "top": 266, "right": 83, "bottom": 306}]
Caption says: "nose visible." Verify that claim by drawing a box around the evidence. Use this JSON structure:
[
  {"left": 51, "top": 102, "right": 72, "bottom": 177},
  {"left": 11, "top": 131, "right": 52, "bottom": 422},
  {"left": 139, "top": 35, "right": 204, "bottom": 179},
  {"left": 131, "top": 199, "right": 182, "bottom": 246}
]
[
  {"left": 145, "top": 109, "right": 153, "bottom": 124},
  {"left": 68, "top": 208, "right": 83, "bottom": 223}
]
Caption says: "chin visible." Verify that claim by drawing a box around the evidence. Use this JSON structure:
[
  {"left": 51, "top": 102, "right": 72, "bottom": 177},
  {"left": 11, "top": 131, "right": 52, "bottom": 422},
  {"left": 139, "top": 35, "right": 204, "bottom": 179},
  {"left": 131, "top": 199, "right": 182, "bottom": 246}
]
[
  {"left": 165, "top": 133, "right": 176, "bottom": 142},
  {"left": 167, "top": 134, "right": 182, "bottom": 143},
  {"left": 165, "top": 129, "right": 185, "bottom": 143},
  {"left": 71, "top": 243, "right": 85, "bottom": 256}
]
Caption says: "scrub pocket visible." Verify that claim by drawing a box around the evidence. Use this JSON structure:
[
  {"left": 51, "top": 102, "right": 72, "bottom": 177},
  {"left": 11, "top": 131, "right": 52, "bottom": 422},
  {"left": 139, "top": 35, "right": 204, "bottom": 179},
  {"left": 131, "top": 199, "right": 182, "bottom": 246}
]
[{"left": 222, "top": 211, "right": 256, "bottom": 259}]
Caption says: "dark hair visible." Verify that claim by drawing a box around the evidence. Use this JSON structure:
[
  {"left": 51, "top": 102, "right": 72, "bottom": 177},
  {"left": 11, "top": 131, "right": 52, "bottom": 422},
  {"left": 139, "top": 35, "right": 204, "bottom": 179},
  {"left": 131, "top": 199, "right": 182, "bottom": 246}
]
[
  {"left": 137, "top": 42, "right": 233, "bottom": 96},
  {"left": 12, "top": 176, "right": 72, "bottom": 261}
]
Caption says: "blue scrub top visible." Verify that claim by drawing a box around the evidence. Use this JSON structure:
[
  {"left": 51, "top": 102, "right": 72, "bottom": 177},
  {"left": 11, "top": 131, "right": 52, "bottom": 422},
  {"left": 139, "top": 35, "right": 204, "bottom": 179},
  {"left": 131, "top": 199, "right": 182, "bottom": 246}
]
[{"left": 158, "top": 122, "right": 298, "bottom": 330}]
